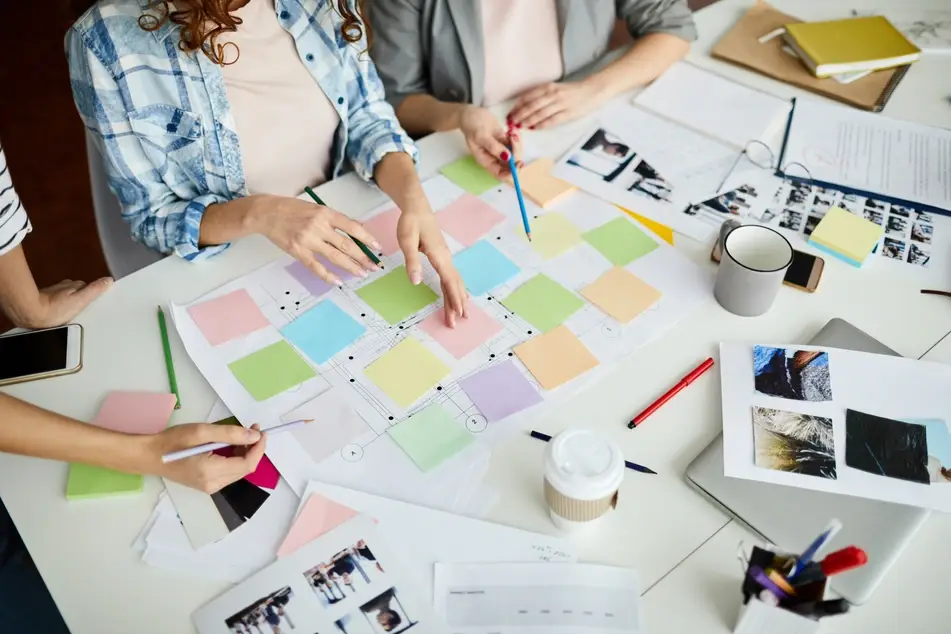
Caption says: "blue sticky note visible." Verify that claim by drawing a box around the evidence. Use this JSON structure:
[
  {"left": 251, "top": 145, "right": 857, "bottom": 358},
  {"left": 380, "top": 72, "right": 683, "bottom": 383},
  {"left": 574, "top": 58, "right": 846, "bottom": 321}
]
[
  {"left": 453, "top": 240, "right": 520, "bottom": 296},
  {"left": 280, "top": 301, "right": 366, "bottom": 365}
]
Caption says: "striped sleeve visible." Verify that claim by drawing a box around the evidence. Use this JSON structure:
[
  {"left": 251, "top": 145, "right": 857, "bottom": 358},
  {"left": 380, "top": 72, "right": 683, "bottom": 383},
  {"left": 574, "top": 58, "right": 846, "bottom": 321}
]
[{"left": 0, "top": 143, "right": 32, "bottom": 256}]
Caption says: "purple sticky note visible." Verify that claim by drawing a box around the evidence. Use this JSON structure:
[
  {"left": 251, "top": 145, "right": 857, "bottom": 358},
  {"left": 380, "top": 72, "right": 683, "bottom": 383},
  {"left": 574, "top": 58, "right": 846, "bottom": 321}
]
[
  {"left": 458, "top": 360, "right": 543, "bottom": 422},
  {"left": 286, "top": 257, "right": 355, "bottom": 297}
]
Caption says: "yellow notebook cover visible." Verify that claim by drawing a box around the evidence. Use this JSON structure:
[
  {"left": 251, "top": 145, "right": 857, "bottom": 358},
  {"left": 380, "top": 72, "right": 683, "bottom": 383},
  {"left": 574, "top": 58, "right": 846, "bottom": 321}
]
[
  {"left": 808, "top": 207, "right": 883, "bottom": 263},
  {"left": 784, "top": 16, "right": 920, "bottom": 76}
]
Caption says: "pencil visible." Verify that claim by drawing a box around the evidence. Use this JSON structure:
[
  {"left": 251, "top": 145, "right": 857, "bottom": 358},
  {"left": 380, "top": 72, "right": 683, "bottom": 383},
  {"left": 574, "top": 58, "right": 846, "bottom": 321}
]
[
  {"left": 156, "top": 306, "right": 181, "bottom": 409},
  {"left": 508, "top": 154, "right": 532, "bottom": 241},
  {"left": 161, "top": 419, "right": 314, "bottom": 463},
  {"left": 304, "top": 185, "right": 382, "bottom": 266}
]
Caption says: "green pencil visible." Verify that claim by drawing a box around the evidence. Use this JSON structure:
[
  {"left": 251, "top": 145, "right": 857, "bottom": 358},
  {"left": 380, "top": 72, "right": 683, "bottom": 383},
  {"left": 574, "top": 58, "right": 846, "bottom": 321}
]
[
  {"left": 156, "top": 306, "right": 181, "bottom": 409},
  {"left": 304, "top": 186, "right": 382, "bottom": 267}
]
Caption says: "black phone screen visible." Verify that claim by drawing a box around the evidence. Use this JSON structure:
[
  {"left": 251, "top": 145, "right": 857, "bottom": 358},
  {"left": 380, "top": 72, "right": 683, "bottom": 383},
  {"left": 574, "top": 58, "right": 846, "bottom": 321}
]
[
  {"left": 785, "top": 250, "right": 817, "bottom": 287},
  {"left": 0, "top": 328, "right": 69, "bottom": 381}
]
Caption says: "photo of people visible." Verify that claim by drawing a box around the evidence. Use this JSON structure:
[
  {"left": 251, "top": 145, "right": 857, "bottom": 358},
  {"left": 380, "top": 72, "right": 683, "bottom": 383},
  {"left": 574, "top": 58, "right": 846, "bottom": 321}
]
[
  {"left": 779, "top": 209, "right": 803, "bottom": 231},
  {"left": 304, "top": 542, "right": 384, "bottom": 608},
  {"left": 784, "top": 183, "right": 812, "bottom": 208},
  {"left": 567, "top": 128, "right": 636, "bottom": 182},
  {"left": 225, "top": 588, "right": 296, "bottom": 634},
  {"left": 915, "top": 210, "right": 934, "bottom": 223},
  {"left": 882, "top": 237, "right": 906, "bottom": 260},
  {"left": 803, "top": 215, "right": 822, "bottom": 236},
  {"left": 752, "top": 406, "right": 836, "bottom": 479},
  {"left": 753, "top": 346, "right": 832, "bottom": 402},
  {"left": 908, "top": 243, "right": 931, "bottom": 266},
  {"left": 845, "top": 410, "right": 930, "bottom": 484},
  {"left": 886, "top": 215, "right": 909, "bottom": 237},
  {"left": 863, "top": 208, "right": 884, "bottom": 225},
  {"left": 911, "top": 221, "right": 933, "bottom": 244},
  {"left": 334, "top": 588, "right": 418, "bottom": 633},
  {"left": 890, "top": 204, "right": 911, "bottom": 218},
  {"left": 865, "top": 198, "right": 887, "bottom": 212},
  {"left": 626, "top": 159, "right": 672, "bottom": 202},
  {"left": 812, "top": 196, "right": 833, "bottom": 213}
]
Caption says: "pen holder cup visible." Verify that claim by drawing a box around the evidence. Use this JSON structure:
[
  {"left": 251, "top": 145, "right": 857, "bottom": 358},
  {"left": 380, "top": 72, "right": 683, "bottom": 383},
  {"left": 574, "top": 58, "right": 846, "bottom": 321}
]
[{"left": 733, "top": 598, "right": 821, "bottom": 634}]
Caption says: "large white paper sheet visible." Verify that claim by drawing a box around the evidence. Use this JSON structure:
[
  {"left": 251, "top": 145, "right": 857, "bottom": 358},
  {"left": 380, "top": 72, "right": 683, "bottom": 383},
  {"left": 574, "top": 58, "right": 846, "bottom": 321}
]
[
  {"left": 720, "top": 342, "right": 951, "bottom": 512},
  {"left": 434, "top": 562, "right": 642, "bottom": 633}
]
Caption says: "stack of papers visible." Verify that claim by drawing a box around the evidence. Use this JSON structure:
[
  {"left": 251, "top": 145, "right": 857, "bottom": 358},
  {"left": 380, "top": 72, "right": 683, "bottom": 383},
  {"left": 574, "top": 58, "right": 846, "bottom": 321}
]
[{"left": 808, "top": 206, "right": 884, "bottom": 267}]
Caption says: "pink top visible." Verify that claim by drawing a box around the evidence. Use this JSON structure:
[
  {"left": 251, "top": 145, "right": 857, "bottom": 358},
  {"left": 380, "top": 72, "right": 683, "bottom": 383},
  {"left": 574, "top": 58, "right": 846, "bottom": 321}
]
[
  {"left": 218, "top": 0, "right": 340, "bottom": 196},
  {"left": 481, "top": 0, "right": 564, "bottom": 107}
]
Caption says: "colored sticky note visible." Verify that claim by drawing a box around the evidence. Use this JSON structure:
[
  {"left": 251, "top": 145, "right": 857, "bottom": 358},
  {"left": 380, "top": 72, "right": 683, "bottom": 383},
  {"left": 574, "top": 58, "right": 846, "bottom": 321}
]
[
  {"left": 287, "top": 389, "right": 371, "bottom": 463},
  {"left": 457, "top": 360, "right": 542, "bottom": 422},
  {"left": 362, "top": 207, "right": 402, "bottom": 256},
  {"left": 213, "top": 444, "right": 281, "bottom": 490},
  {"left": 277, "top": 494, "right": 360, "bottom": 557},
  {"left": 228, "top": 341, "right": 316, "bottom": 401},
  {"left": 441, "top": 155, "right": 500, "bottom": 195},
  {"left": 583, "top": 217, "right": 659, "bottom": 266},
  {"left": 619, "top": 206, "right": 675, "bottom": 245},
  {"left": 810, "top": 206, "right": 883, "bottom": 264},
  {"left": 419, "top": 302, "right": 503, "bottom": 359},
  {"left": 518, "top": 212, "right": 582, "bottom": 259},
  {"left": 187, "top": 289, "right": 270, "bottom": 346},
  {"left": 436, "top": 194, "right": 507, "bottom": 247},
  {"left": 364, "top": 338, "right": 451, "bottom": 408},
  {"left": 453, "top": 240, "right": 520, "bottom": 296},
  {"left": 389, "top": 404, "right": 474, "bottom": 472},
  {"left": 281, "top": 301, "right": 366, "bottom": 365},
  {"left": 66, "top": 464, "right": 144, "bottom": 500},
  {"left": 514, "top": 325, "right": 600, "bottom": 390},
  {"left": 501, "top": 274, "right": 584, "bottom": 333},
  {"left": 581, "top": 267, "right": 662, "bottom": 323},
  {"left": 355, "top": 266, "right": 438, "bottom": 325},
  {"left": 286, "top": 257, "right": 355, "bottom": 297},
  {"left": 518, "top": 158, "right": 577, "bottom": 208}
]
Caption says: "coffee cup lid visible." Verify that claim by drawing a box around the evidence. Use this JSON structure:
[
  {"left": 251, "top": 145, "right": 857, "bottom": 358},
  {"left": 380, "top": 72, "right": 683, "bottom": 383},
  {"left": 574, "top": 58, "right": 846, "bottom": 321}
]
[{"left": 544, "top": 429, "right": 625, "bottom": 501}]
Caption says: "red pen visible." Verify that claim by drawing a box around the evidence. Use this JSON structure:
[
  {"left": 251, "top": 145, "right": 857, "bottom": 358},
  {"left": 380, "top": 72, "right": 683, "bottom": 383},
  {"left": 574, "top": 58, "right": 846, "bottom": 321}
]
[
  {"left": 628, "top": 357, "right": 715, "bottom": 429},
  {"left": 790, "top": 546, "right": 868, "bottom": 585}
]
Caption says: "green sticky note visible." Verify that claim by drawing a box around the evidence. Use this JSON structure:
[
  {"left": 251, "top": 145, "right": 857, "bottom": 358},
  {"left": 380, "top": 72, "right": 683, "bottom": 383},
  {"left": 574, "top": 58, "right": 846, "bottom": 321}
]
[
  {"left": 389, "top": 404, "right": 474, "bottom": 472},
  {"left": 501, "top": 274, "right": 584, "bottom": 333},
  {"left": 441, "top": 156, "right": 500, "bottom": 195},
  {"left": 66, "top": 463, "right": 143, "bottom": 500},
  {"left": 228, "top": 341, "right": 316, "bottom": 401},
  {"left": 355, "top": 266, "right": 438, "bottom": 325},
  {"left": 583, "top": 217, "right": 658, "bottom": 266},
  {"left": 365, "top": 338, "right": 450, "bottom": 407}
]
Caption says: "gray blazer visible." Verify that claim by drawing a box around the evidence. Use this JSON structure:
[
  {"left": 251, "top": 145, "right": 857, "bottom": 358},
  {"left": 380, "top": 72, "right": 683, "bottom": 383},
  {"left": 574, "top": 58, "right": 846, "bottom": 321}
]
[{"left": 368, "top": 0, "right": 697, "bottom": 111}]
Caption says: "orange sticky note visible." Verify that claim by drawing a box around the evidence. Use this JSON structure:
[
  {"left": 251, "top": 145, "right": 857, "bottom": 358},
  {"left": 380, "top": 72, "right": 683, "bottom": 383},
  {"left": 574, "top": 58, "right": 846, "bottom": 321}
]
[
  {"left": 581, "top": 267, "right": 662, "bottom": 323},
  {"left": 276, "top": 494, "right": 360, "bottom": 557},
  {"left": 518, "top": 158, "right": 577, "bottom": 208},
  {"left": 514, "top": 326, "right": 599, "bottom": 390},
  {"left": 618, "top": 206, "right": 675, "bottom": 246}
]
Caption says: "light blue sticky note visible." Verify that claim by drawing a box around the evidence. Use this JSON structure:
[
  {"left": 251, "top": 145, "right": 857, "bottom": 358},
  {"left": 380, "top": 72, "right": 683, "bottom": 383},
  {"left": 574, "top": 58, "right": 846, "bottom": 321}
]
[
  {"left": 280, "top": 301, "right": 366, "bottom": 365},
  {"left": 453, "top": 240, "right": 521, "bottom": 296}
]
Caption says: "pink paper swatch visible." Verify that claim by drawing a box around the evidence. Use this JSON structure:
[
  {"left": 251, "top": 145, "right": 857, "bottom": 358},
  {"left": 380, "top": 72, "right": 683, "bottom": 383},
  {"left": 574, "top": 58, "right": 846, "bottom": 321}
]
[
  {"left": 212, "top": 447, "right": 280, "bottom": 490},
  {"left": 188, "top": 289, "right": 271, "bottom": 346},
  {"left": 92, "top": 391, "right": 178, "bottom": 434},
  {"left": 362, "top": 207, "right": 402, "bottom": 256},
  {"left": 419, "top": 303, "right": 503, "bottom": 359},
  {"left": 277, "top": 494, "right": 360, "bottom": 557},
  {"left": 436, "top": 194, "right": 507, "bottom": 247}
]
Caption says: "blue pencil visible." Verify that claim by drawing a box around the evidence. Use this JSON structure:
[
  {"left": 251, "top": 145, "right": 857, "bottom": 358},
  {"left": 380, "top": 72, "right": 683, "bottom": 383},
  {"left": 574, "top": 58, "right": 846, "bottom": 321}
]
[{"left": 508, "top": 154, "right": 532, "bottom": 242}]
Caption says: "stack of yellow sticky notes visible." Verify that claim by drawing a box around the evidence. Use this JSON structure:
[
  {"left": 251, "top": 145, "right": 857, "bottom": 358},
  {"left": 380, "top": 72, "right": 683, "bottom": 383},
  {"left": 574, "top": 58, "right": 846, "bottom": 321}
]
[{"left": 808, "top": 206, "right": 883, "bottom": 268}]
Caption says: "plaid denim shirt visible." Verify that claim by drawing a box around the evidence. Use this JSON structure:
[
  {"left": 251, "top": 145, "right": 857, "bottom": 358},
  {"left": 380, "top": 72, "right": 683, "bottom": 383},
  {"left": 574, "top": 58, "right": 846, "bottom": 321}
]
[{"left": 67, "top": 0, "right": 417, "bottom": 260}]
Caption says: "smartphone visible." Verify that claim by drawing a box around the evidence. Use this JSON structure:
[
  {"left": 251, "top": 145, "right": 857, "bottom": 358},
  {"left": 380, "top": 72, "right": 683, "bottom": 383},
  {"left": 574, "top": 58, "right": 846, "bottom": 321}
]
[
  {"left": 0, "top": 324, "right": 84, "bottom": 386},
  {"left": 712, "top": 240, "right": 824, "bottom": 292}
]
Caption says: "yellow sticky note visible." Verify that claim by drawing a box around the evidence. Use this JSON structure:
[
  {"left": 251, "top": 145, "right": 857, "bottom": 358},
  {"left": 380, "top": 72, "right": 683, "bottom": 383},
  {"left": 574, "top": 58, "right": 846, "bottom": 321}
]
[
  {"left": 618, "top": 206, "right": 675, "bottom": 246},
  {"left": 517, "top": 212, "right": 582, "bottom": 259},
  {"left": 581, "top": 267, "right": 662, "bottom": 323},
  {"left": 364, "top": 338, "right": 451, "bottom": 408},
  {"left": 809, "top": 206, "right": 883, "bottom": 265},
  {"left": 518, "top": 158, "right": 577, "bottom": 208},
  {"left": 514, "top": 326, "right": 599, "bottom": 390}
]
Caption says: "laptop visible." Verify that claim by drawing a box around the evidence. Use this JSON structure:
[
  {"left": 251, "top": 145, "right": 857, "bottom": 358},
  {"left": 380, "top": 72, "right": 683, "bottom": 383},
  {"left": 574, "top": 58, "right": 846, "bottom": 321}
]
[{"left": 685, "top": 318, "right": 929, "bottom": 605}]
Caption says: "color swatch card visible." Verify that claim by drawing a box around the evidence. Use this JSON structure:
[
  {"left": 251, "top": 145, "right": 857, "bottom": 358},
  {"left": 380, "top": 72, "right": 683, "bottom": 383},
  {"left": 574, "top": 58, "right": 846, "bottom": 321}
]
[
  {"left": 418, "top": 302, "right": 502, "bottom": 359},
  {"left": 280, "top": 301, "right": 366, "bottom": 365},
  {"left": 286, "top": 258, "right": 355, "bottom": 298},
  {"left": 441, "top": 155, "right": 500, "bottom": 195},
  {"left": 514, "top": 326, "right": 600, "bottom": 390},
  {"left": 188, "top": 289, "right": 270, "bottom": 346},
  {"left": 518, "top": 157, "right": 577, "bottom": 208},
  {"left": 457, "top": 360, "right": 542, "bottom": 422},
  {"left": 436, "top": 194, "right": 506, "bottom": 247},
  {"left": 502, "top": 274, "right": 584, "bottom": 333},
  {"left": 364, "top": 337, "right": 451, "bottom": 408},
  {"left": 453, "top": 241, "right": 520, "bottom": 296},
  {"left": 581, "top": 267, "right": 661, "bottom": 323},
  {"left": 355, "top": 266, "right": 438, "bottom": 325},
  {"left": 276, "top": 493, "right": 360, "bottom": 558},
  {"left": 361, "top": 207, "right": 402, "bottom": 257},
  {"left": 720, "top": 342, "right": 951, "bottom": 512},
  {"left": 228, "top": 341, "right": 316, "bottom": 401},
  {"left": 520, "top": 212, "right": 583, "bottom": 259},
  {"left": 388, "top": 404, "right": 474, "bottom": 472},
  {"left": 583, "top": 217, "right": 659, "bottom": 266}
]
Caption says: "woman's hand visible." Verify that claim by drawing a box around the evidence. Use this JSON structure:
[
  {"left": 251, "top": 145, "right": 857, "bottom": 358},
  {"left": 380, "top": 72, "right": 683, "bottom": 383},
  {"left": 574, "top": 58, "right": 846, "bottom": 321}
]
[
  {"left": 396, "top": 197, "right": 468, "bottom": 327},
  {"left": 256, "top": 197, "right": 382, "bottom": 284},
  {"left": 458, "top": 105, "right": 522, "bottom": 179},
  {"left": 147, "top": 423, "right": 267, "bottom": 494},
  {"left": 507, "top": 80, "right": 607, "bottom": 130}
]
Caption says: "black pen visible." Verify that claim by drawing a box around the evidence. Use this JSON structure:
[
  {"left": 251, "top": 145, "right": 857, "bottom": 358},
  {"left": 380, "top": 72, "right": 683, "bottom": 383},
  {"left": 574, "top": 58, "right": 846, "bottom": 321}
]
[{"left": 529, "top": 430, "right": 657, "bottom": 474}]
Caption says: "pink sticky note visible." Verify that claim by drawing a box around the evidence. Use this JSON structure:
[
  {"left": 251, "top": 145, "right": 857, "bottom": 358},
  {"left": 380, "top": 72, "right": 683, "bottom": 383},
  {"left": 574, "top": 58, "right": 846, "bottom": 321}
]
[
  {"left": 277, "top": 494, "right": 360, "bottom": 557},
  {"left": 188, "top": 289, "right": 271, "bottom": 346},
  {"left": 92, "top": 391, "right": 178, "bottom": 434},
  {"left": 419, "top": 303, "right": 503, "bottom": 359},
  {"left": 362, "top": 207, "right": 402, "bottom": 256},
  {"left": 213, "top": 447, "right": 280, "bottom": 490},
  {"left": 436, "top": 194, "right": 507, "bottom": 247}
]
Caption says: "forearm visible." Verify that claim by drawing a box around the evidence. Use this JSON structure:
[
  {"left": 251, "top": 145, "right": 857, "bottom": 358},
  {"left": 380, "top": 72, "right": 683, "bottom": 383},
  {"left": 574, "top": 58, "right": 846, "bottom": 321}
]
[
  {"left": 396, "top": 94, "right": 470, "bottom": 136},
  {"left": 0, "top": 393, "right": 151, "bottom": 473},
  {"left": 583, "top": 32, "right": 690, "bottom": 101},
  {"left": 198, "top": 195, "right": 280, "bottom": 247},
  {"left": 0, "top": 246, "right": 44, "bottom": 327},
  {"left": 373, "top": 152, "right": 428, "bottom": 211}
]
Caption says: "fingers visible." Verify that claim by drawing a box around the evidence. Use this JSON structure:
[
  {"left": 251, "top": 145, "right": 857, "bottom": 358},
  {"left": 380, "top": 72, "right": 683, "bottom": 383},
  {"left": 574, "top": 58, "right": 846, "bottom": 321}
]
[
  {"left": 319, "top": 234, "right": 373, "bottom": 279},
  {"left": 508, "top": 84, "right": 553, "bottom": 123},
  {"left": 329, "top": 213, "right": 382, "bottom": 253},
  {"left": 506, "top": 129, "right": 524, "bottom": 165},
  {"left": 470, "top": 144, "right": 508, "bottom": 180},
  {"left": 47, "top": 279, "right": 85, "bottom": 294},
  {"left": 402, "top": 245, "right": 424, "bottom": 286},
  {"left": 67, "top": 276, "right": 113, "bottom": 310},
  {"left": 184, "top": 422, "right": 262, "bottom": 448},
  {"left": 520, "top": 103, "right": 566, "bottom": 130},
  {"left": 238, "top": 430, "right": 267, "bottom": 474},
  {"left": 296, "top": 252, "right": 341, "bottom": 286}
]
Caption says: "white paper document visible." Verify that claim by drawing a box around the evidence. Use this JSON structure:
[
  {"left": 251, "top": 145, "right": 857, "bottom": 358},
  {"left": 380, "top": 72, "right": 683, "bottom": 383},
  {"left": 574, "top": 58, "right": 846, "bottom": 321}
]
[
  {"left": 720, "top": 343, "right": 951, "bottom": 511},
  {"left": 434, "top": 562, "right": 642, "bottom": 633},
  {"left": 780, "top": 99, "right": 951, "bottom": 213}
]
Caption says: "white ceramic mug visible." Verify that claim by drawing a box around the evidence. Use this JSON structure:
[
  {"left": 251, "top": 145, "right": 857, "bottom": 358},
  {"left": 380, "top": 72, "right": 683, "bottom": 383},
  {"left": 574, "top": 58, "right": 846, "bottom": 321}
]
[{"left": 714, "top": 224, "right": 793, "bottom": 317}]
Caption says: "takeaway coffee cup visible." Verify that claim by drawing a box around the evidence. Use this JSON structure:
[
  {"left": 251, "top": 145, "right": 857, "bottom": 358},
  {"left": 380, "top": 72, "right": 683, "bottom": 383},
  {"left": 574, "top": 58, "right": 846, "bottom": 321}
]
[
  {"left": 714, "top": 224, "right": 793, "bottom": 317},
  {"left": 543, "top": 429, "right": 625, "bottom": 532}
]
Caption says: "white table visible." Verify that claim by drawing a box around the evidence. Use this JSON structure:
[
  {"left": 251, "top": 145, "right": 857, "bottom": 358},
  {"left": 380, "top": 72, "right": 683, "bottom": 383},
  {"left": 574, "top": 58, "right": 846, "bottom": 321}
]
[{"left": 2, "top": 1, "right": 950, "bottom": 632}]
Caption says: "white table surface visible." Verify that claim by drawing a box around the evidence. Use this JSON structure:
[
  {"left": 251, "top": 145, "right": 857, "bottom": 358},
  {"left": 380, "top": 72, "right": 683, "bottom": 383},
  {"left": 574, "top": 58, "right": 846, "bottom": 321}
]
[{"left": 2, "top": 1, "right": 950, "bottom": 632}]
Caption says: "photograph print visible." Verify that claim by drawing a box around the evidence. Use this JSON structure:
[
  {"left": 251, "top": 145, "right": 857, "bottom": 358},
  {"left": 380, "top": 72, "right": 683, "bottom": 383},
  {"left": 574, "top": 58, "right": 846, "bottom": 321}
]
[
  {"left": 225, "top": 587, "right": 296, "bottom": 634},
  {"left": 886, "top": 215, "right": 909, "bottom": 237},
  {"left": 779, "top": 209, "right": 804, "bottom": 231},
  {"left": 753, "top": 346, "right": 832, "bottom": 402},
  {"left": 908, "top": 243, "right": 931, "bottom": 266},
  {"left": 683, "top": 183, "right": 757, "bottom": 223},
  {"left": 304, "top": 541, "right": 385, "bottom": 608},
  {"left": 752, "top": 406, "right": 836, "bottom": 479},
  {"left": 625, "top": 158, "right": 672, "bottom": 202},
  {"left": 335, "top": 588, "right": 418, "bottom": 634},
  {"left": 918, "top": 419, "right": 951, "bottom": 484},
  {"left": 881, "top": 237, "right": 906, "bottom": 261},
  {"left": 211, "top": 417, "right": 276, "bottom": 531},
  {"left": 845, "top": 410, "right": 930, "bottom": 484},
  {"left": 566, "top": 128, "right": 637, "bottom": 182},
  {"left": 911, "top": 221, "right": 933, "bottom": 245}
]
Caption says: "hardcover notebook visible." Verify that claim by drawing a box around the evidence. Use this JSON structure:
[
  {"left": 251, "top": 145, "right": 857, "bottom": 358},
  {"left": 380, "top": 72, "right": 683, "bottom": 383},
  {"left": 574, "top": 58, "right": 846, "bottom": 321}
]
[
  {"left": 783, "top": 16, "right": 921, "bottom": 78},
  {"left": 711, "top": 2, "right": 910, "bottom": 112}
]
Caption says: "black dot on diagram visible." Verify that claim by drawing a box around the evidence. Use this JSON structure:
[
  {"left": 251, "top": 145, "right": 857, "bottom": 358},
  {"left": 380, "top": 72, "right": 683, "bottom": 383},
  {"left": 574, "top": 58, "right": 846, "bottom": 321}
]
[{"left": 466, "top": 415, "right": 488, "bottom": 433}]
